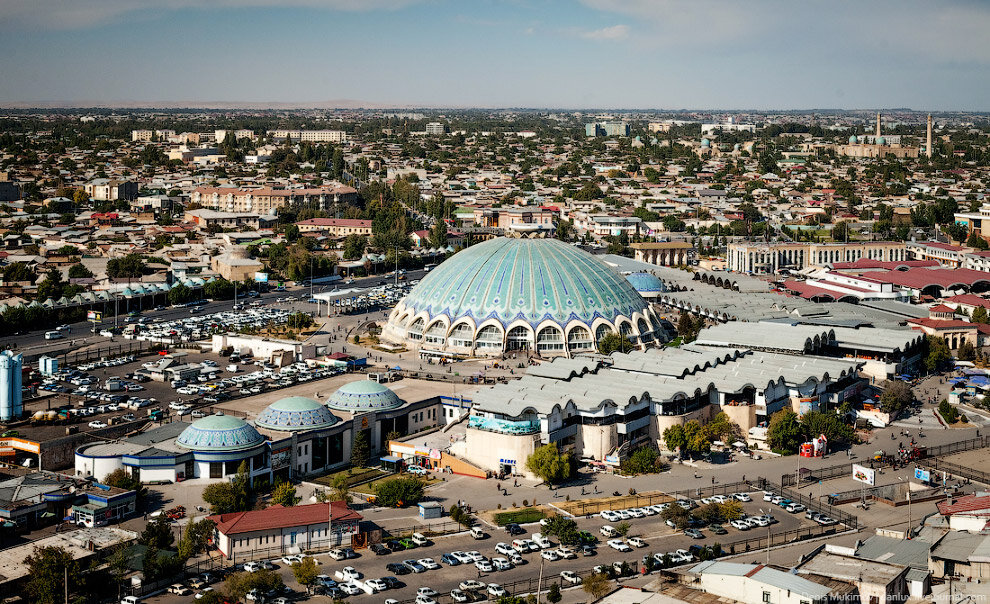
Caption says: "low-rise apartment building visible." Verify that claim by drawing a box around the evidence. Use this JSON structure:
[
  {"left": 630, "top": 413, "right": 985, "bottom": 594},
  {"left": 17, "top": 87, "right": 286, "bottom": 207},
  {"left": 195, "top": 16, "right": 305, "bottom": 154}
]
[
  {"left": 296, "top": 218, "right": 372, "bottom": 237},
  {"left": 191, "top": 185, "right": 357, "bottom": 213},
  {"left": 727, "top": 241, "right": 908, "bottom": 273}
]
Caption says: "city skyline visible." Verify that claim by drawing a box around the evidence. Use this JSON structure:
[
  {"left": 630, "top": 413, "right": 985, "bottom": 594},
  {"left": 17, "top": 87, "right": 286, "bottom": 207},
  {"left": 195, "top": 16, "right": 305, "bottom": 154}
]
[{"left": 2, "top": 0, "right": 990, "bottom": 110}]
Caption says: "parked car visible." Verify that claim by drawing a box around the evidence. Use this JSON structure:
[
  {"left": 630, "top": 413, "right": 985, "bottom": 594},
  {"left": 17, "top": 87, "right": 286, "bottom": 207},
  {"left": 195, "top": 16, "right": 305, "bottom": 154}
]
[
  {"left": 561, "top": 571, "right": 582, "bottom": 585},
  {"left": 684, "top": 529, "right": 705, "bottom": 539}
]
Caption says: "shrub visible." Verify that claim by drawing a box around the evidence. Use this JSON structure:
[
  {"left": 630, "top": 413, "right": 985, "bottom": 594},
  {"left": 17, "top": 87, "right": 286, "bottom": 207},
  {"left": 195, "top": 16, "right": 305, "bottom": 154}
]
[{"left": 493, "top": 507, "right": 545, "bottom": 526}]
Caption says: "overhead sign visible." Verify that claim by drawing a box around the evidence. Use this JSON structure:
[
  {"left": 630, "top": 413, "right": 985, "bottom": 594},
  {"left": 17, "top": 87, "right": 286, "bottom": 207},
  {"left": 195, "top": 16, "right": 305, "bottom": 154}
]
[
  {"left": 254, "top": 272, "right": 269, "bottom": 283},
  {"left": 0, "top": 438, "right": 40, "bottom": 455},
  {"left": 914, "top": 467, "right": 931, "bottom": 482},
  {"left": 87, "top": 311, "right": 102, "bottom": 321},
  {"left": 852, "top": 464, "right": 876, "bottom": 486}
]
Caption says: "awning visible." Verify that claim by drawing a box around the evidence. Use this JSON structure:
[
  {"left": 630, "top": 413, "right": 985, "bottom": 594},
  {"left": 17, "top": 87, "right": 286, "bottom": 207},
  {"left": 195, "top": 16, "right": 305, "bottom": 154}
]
[
  {"left": 40, "top": 512, "right": 55, "bottom": 518},
  {"left": 380, "top": 456, "right": 401, "bottom": 463}
]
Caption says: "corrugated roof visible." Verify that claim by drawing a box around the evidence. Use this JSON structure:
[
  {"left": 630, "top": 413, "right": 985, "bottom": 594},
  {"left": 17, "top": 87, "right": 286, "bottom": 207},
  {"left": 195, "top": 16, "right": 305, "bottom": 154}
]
[
  {"left": 209, "top": 501, "right": 361, "bottom": 536},
  {"left": 855, "top": 535, "right": 931, "bottom": 569}
]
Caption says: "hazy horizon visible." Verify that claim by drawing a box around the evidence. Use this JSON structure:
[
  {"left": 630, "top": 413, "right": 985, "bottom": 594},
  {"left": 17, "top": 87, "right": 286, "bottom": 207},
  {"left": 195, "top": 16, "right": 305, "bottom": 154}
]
[{"left": 2, "top": 1, "right": 989, "bottom": 111}]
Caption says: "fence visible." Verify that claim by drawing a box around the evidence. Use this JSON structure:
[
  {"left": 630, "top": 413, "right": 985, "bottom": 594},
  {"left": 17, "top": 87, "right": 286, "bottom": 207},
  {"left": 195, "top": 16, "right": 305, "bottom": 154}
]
[
  {"left": 565, "top": 491, "right": 676, "bottom": 517},
  {"left": 919, "top": 457, "right": 990, "bottom": 485},
  {"left": 780, "top": 435, "right": 990, "bottom": 487},
  {"left": 757, "top": 478, "right": 860, "bottom": 529},
  {"left": 62, "top": 340, "right": 162, "bottom": 366},
  {"left": 129, "top": 556, "right": 226, "bottom": 598}
]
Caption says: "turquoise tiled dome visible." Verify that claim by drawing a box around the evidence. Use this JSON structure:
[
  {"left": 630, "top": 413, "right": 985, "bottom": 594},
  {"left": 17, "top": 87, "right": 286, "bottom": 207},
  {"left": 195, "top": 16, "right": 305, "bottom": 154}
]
[
  {"left": 625, "top": 272, "right": 666, "bottom": 295},
  {"left": 326, "top": 380, "right": 403, "bottom": 413},
  {"left": 390, "top": 237, "right": 648, "bottom": 329},
  {"left": 256, "top": 396, "right": 340, "bottom": 431},
  {"left": 176, "top": 413, "right": 265, "bottom": 451},
  {"left": 383, "top": 237, "right": 657, "bottom": 357}
]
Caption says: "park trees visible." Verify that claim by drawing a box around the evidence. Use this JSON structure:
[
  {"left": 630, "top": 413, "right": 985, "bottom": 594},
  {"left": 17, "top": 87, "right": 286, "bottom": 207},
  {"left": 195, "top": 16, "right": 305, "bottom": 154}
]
[
  {"left": 525, "top": 443, "right": 572, "bottom": 485},
  {"left": 106, "top": 253, "right": 146, "bottom": 278},
  {"left": 270, "top": 481, "right": 299, "bottom": 507},
  {"left": 350, "top": 430, "right": 370, "bottom": 467},
  {"left": 879, "top": 380, "right": 914, "bottom": 418},
  {"left": 23, "top": 546, "right": 83, "bottom": 604},
  {"left": 767, "top": 409, "right": 803, "bottom": 454},
  {"left": 373, "top": 477, "right": 425, "bottom": 507},
  {"left": 291, "top": 557, "right": 320, "bottom": 594},
  {"left": 925, "top": 335, "right": 952, "bottom": 372},
  {"left": 597, "top": 332, "right": 635, "bottom": 355}
]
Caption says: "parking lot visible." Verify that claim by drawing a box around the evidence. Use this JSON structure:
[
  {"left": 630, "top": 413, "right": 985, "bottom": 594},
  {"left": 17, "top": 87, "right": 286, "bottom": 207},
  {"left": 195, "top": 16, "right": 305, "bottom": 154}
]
[{"left": 143, "top": 487, "right": 831, "bottom": 604}]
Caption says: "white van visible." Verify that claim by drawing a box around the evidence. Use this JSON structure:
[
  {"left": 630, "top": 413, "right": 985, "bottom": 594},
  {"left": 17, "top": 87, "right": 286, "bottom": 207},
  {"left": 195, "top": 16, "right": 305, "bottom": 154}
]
[
  {"left": 600, "top": 525, "right": 620, "bottom": 538},
  {"left": 44, "top": 331, "right": 63, "bottom": 340}
]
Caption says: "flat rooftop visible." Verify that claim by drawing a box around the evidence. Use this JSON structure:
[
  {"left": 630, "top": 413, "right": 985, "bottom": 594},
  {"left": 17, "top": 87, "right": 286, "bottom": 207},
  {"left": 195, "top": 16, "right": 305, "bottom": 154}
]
[{"left": 0, "top": 526, "right": 137, "bottom": 583}]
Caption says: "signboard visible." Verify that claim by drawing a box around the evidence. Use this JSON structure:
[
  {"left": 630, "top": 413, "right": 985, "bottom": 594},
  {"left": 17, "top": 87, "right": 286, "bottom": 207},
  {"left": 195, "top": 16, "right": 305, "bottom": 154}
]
[
  {"left": 429, "top": 449, "right": 442, "bottom": 461},
  {"left": 0, "top": 438, "right": 40, "bottom": 455},
  {"left": 271, "top": 447, "right": 291, "bottom": 471},
  {"left": 498, "top": 458, "right": 516, "bottom": 466},
  {"left": 914, "top": 467, "right": 931, "bottom": 482},
  {"left": 852, "top": 464, "right": 876, "bottom": 486},
  {"left": 87, "top": 311, "right": 102, "bottom": 321},
  {"left": 254, "top": 272, "right": 269, "bottom": 283},
  {"left": 604, "top": 454, "right": 621, "bottom": 466}
]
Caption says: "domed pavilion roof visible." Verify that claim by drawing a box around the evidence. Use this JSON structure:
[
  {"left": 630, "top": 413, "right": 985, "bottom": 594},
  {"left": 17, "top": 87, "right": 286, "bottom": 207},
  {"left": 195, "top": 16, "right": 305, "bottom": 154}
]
[
  {"left": 625, "top": 272, "right": 666, "bottom": 295},
  {"left": 326, "top": 380, "right": 404, "bottom": 413},
  {"left": 176, "top": 413, "right": 265, "bottom": 452},
  {"left": 256, "top": 396, "right": 340, "bottom": 431},
  {"left": 392, "top": 237, "right": 649, "bottom": 329}
]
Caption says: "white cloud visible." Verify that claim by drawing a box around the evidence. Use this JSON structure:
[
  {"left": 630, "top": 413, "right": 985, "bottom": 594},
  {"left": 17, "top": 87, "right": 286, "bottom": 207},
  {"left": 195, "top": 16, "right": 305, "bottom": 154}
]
[
  {"left": 0, "top": 0, "right": 424, "bottom": 30},
  {"left": 578, "top": 24, "right": 629, "bottom": 40}
]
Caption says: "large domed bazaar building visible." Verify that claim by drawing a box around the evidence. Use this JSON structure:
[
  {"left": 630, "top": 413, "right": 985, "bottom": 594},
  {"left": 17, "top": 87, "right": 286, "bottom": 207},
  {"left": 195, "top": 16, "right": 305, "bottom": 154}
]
[{"left": 383, "top": 235, "right": 662, "bottom": 357}]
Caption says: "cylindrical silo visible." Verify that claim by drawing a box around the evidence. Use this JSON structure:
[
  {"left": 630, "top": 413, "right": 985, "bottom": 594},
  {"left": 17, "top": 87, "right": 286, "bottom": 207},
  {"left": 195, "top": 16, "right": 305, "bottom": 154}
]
[
  {"left": 0, "top": 352, "right": 12, "bottom": 421},
  {"left": 12, "top": 353, "right": 22, "bottom": 419}
]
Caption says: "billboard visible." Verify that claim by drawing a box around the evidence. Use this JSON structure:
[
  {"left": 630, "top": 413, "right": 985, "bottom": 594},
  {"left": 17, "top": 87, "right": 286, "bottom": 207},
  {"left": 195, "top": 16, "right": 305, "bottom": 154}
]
[
  {"left": 87, "top": 311, "right": 102, "bottom": 321},
  {"left": 254, "top": 272, "right": 269, "bottom": 283},
  {"left": 852, "top": 464, "right": 876, "bottom": 486},
  {"left": 914, "top": 467, "right": 931, "bottom": 482}
]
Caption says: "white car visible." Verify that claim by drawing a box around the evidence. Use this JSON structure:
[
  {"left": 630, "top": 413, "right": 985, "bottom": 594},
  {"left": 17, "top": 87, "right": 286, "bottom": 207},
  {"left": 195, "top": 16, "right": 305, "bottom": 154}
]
[
  {"left": 475, "top": 559, "right": 494, "bottom": 572},
  {"left": 733, "top": 493, "right": 752, "bottom": 502},
  {"left": 670, "top": 550, "right": 693, "bottom": 563},
  {"left": 628, "top": 537, "right": 647, "bottom": 548},
  {"left": 626, "top": 508, "right": 645, "bottom": 518},
  {"left": 487, "top": 584, "right": 506, "bottom": 597},
  {"left": 452, "top": 551, "right": 474, "bottom": 564},
  {"left": 417, "top": 587, "right": 438, "bottom": 598},
  {"left": 466, "top": 550, "right": 484, "bottom": 562},
  {"left": 749, "top": 516, "right": 770, "bottom": 527},
  {"left": 561, "top": 571, "right": 582, "bottom": 585},
  {"left": 785, "top": 503, "right": 806, "bottom": 514},
  {"left": 730, "top": 519, "right": 751, "bottom": 530},
  {"left": 607, "top": 539, "right": 632, "bottom": 552},
  {"left": 710, "top": 495, "right": 728, "bottom": 504},
  {"left": 600, "top": 510, "right": 621, "bottom": 522},
  {"left": 451, "top": 589, "right": 470, "bottom": 602},
  {"left": 339, "top": 583, "right": 363, "bottom": 596},
  {"left": 336, "top": 566, "right": 361, "bottom": 581},
  {"left": 495, "top": 543, "right": 517, "bottom": 556},
  {"left": 492, "top": 557, "right": 513, "bottom": 571},
  {"left": 365, "top": 579, "right": 388, "bottom": 593},
  {"left": 407, "top": 465, "right": 428, "bottom": 475},
  {"left": 88, "top": 421, "right": 107, "bottom": 429},
  {"left": 540, "top": 550, "right": 560, "bottom": 561},
  {"left": 280, "top": 555, "right": 303, "bottom": 565},
  {"left": 417, "top": 557, "right": 440, "bottom": 570},
  {"left": 194, "top": 588, "right": 214, "bottom": 600}
]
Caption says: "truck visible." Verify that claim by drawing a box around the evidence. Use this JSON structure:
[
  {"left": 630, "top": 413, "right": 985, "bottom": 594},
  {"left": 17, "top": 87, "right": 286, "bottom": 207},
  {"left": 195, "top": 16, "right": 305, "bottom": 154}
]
[{"left": 105, "top": 377, "right": 124, "bottom": 392}]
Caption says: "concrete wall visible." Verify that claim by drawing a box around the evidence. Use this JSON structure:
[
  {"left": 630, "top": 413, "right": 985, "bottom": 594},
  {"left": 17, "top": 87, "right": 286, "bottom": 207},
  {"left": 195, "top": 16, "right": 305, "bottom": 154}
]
[
  {"left": 463, "top": 427, "right": 540, "bottom": 478},
  {"left": 654, "top": 405, "right": 716, "bottom": 451},
  {"left": 579, "top": 424, "right": 618, "bottom": 461},
  {"left": 720, "top": 404, "right": 757, "bottom": 433}
]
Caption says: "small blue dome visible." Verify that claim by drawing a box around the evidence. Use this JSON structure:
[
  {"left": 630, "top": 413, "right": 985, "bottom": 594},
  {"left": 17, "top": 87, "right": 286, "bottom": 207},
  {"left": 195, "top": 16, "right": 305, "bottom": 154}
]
[
  {"left": 625, "top": 272, "right": 666, "bottom": 295},
  {"left": 176, "top": 413, "right": 265, "bottom": 452},
  {"left": 876, "top": 136, "right": 886, "bottom": 146},
  {"left": 256, "top": 396, "right": 340, "bottom": 431},
  {"left": 701, "top": 138, "right": 711, "bottom": 147},
  {"left": 327, "top": 380, "right": 404, "bottom": 413},
  {"left": 849, "top": 135, "right": 859, "bottom": 144}
]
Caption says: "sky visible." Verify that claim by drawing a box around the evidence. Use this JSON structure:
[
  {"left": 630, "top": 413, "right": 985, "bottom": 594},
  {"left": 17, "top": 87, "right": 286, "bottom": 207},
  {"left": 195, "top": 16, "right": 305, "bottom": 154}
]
[{"left": 1, "top": 0, "right": 989, "bottom": 110}]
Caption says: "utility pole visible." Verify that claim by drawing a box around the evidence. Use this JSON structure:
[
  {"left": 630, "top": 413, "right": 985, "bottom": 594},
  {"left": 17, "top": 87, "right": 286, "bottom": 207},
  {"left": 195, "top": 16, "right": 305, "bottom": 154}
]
[
  {"left": 64, "top": 565, "right": 69, "bottom": 604},
  {"left": 766, "top": 527, "right": 771, "bottom": 565},
  {"left": 536, "top": 554, "right": 545, "bottom": 604},
  {"left": 907, "top": 490, "right": 912, "bottom": 540},
  {"left": 394, "top": 246, "right": 399, "bottom": 286}
]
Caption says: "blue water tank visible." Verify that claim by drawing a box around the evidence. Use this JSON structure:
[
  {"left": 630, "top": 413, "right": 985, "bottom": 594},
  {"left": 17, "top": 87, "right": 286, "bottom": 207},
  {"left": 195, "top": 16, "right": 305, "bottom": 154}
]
[{"left": 0, "top": 351, "right": 23, "bottom": 421}]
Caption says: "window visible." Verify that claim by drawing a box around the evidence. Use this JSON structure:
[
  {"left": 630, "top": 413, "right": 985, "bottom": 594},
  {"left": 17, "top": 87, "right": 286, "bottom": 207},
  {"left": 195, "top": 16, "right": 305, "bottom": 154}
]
[
  {"left": 762, "top": 592, "right": 771, "bottom": 603},
  {"left": 210, "top": 462, "right": 222, "bottom": 479}
]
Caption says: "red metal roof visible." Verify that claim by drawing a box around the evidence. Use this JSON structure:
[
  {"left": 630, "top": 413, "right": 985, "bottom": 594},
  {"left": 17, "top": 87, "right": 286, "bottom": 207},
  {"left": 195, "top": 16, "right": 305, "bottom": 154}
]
[
  {"left": 297, "top": 218, "right": 371, "bottom": 228},
  {"left": 929, "top": 304, "right": 956, "bottom": 313},
  {"left": 209, "top": 501, "right": 361, "bottom": 536},
  {"left": 938, "top": 494, "right": 990, "bottom": 516},
  {"left": 866, "top": 267, "right": 990, "bottom": 290},
  {"left": 945, "top": 294, "right": 990, "bottom": 308}
]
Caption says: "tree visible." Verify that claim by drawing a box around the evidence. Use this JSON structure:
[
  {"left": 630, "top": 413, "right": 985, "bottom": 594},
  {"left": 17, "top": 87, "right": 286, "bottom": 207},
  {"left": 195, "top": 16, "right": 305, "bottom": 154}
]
[
  {"left": 3, "top": 262, "right": 37, "bottom": 283},
  {"left": 342, "top": 234, "right": 366, "bottom": 260},
  {"left": 373, "top": 476, "right": 425, "bottom": 507},
  {"left": 660, "top": 504, "right": 690, "bottom": 528},
  {"left": 449, "top": 504, "right": 475, "bottom": 528},
  {"left": 767, "top": 409, "right": 803, "bottom": 454},
  {"left": 525, "top": 443, "right": 572, "bottom": 485},
  {"left": 204, "top": 278, "right": 235, "bottom": 300},
  {"left": 662, "top": 424, "right": 687, "bottom": 455},
  {"left": 142, "top": 545, "right": 182, "bottom": 582},
  {"left": 939, "top": 399, "right": 959, "bottom": 423},
  {"left": 102, "top": 468, "right": 146, "bottom": 498},
  {"left": 799, "top": 411, "right": 855, "bottom": 446},
  {"left": 67, "top": 263, "right": 93, "bottom": 279},
  {"left": 36, "top": 268, "right": 65, "bottom": 301},
  {"left": 683, "top": 420, "right": 712, "bottom": 458},
  {"left": 704, "top": 412, "right": 740, "bottom": 445},
  {"left": 547, "top": 583, "right": 562, "bottom": 604},
  {"left": 106, "top": 253, "right": 146, "bottom": 278},
  {"left": 967, "top": 231, "right": 990, "bottom": 250},
  {"left": 167, "top": 282, "right": 193, "bottom": 305},
  {"left": 958, "top": 340, "right": 977, "bottom": 362},
  {"left": 292, "top": 557, "right": 320, "bottom": 594},
  {"left": 430, "top": 219, "right": 448, "bottom": 248},
  {"left": 597, "top": 331, "right": 634, "bottom": 354},
  {"left": 284, "top": 224, "right": 301, "bottom": 243},
  {"left": 202, "top": 482, "right": 239, "bottom": 514},
  {"left": 139, "top": 515, "right": 174, "bottom": 550},
  {"left": 925, "top": 335, "right": 952, "bottom": 372},
  {"left": 177, "top": 518, "right": 215, "bottom": 560},
  {"left": 582, "top": 572, "right": 612, "bottom": 601},
  {"left": 328, "top": 474, "right": 351, "bottom": 504},
  {"left": 973, "top": 306, "right": 989, "bottom": 324},
  {"left": 271, "top": 481, "right": 299, "bottom": 507},
  {"left": 879, "top": 380, "right": 914, "bottom": 418},
  {"left": 351, "top": 430, "right": 370, "bottom": 467},
  {"left": 24, "top": 546, "right": 82, "bottom": 604},
  {"left": 615, "top": 521, "right": 631, "bottom": 537},
  {"left": 621, "top": 447, "right": 662, "bottom": 475},
  {"left": 542, "top": 516, "right": 581, "bottom": 544},
  {"left": 224, "top": 569, "right": 284, "bottom": 602},
  {"left": 831, "top": 220, "right": 850, "bottom": 242}
]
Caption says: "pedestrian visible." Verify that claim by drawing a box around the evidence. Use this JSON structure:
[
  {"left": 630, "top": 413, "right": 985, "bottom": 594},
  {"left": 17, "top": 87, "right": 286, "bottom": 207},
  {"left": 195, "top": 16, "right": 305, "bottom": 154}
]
[{"left": 496, "top": 483, "right": 500, "bottom": 491}]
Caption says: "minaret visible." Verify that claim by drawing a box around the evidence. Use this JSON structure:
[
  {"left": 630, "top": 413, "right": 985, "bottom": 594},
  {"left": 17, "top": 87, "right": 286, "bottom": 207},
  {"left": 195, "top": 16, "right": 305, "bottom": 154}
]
[
  {"left": 926, "top": 114, "right": 933, "bottom": 158},
  {"left": 876, "top": 112, "right": 882, "bottom": 138}
]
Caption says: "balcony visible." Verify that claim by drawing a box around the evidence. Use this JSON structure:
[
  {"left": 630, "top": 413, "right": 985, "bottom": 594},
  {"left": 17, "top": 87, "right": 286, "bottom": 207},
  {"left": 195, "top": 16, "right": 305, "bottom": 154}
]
[{"left": 468, "top": 415, "right": 540, "bottom": 435}]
